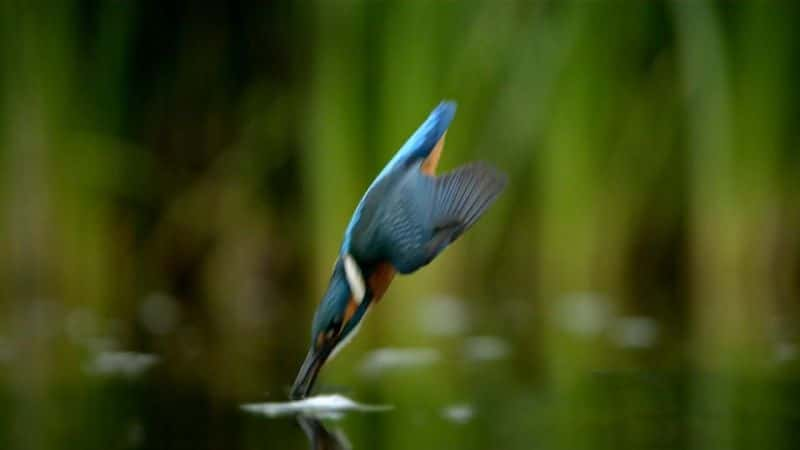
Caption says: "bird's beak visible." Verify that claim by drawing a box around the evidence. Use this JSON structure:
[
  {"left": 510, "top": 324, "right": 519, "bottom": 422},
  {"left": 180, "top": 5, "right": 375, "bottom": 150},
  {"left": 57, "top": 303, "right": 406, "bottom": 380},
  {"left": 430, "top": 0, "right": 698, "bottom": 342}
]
[{"left": 290, "top": 348, "right": 326, "bottom": 400}]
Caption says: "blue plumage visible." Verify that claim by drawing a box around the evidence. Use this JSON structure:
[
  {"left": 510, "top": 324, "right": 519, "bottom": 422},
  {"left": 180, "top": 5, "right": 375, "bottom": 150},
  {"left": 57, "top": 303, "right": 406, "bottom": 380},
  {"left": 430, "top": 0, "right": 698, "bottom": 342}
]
[
  {"left": 348, "top": 159, "right": 505, "bottom": 273},
  {"left": 291, "top": 100, "right": 506, "bottom": 399},
  {"left": 342, "top": 101, "right": 456, "bottom": 253}
]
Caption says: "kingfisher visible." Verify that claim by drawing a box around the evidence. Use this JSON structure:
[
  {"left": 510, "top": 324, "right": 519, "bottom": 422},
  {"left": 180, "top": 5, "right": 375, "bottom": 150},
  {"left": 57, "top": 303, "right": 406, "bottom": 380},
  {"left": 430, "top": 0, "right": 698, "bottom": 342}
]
[{"left": 290, "top": 101, "right": 506, "bottom": 399}]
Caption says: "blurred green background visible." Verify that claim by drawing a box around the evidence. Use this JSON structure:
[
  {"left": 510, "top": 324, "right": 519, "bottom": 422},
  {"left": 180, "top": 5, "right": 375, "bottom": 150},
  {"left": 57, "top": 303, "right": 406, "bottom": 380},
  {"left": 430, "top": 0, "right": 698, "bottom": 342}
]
[{"left": 1, "top": 1, "right": 799, "bottom": 449}]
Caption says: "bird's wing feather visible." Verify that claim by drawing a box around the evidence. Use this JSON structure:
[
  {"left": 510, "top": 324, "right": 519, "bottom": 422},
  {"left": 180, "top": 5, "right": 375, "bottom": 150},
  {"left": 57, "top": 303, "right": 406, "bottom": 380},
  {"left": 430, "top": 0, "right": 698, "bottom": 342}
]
[
  {"left": 429, "top": 162, "right": 507, "bottom": 236},
  {"left": 384, "top": 162, "right": 507, "bottom": 273}
]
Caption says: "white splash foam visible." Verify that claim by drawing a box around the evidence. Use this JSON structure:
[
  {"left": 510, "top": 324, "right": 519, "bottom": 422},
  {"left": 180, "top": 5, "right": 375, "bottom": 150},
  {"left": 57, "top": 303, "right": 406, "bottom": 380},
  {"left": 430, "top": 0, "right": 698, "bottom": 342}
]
[{"left": 241, "top": 394, "right": 391, "bottom": 419}]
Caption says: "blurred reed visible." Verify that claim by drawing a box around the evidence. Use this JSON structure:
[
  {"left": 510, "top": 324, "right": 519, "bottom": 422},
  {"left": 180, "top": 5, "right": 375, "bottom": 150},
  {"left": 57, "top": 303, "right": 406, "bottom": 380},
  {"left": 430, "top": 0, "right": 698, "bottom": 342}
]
[{"left": 1, "top": 1, "right": 799, "bottom": 450}]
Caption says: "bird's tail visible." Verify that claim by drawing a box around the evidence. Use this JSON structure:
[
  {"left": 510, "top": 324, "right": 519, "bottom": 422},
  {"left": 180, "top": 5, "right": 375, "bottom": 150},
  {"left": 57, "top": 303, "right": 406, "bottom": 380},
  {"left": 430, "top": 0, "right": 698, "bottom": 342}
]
[{"left": 390, "top": 101, "right": 457, "bottom": 166}]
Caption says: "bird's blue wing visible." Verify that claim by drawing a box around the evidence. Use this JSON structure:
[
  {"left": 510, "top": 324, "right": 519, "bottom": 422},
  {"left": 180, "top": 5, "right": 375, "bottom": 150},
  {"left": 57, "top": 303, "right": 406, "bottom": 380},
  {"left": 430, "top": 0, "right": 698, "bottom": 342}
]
[{"left": 381, "top": 162, "right": 507, "bottom": 274}]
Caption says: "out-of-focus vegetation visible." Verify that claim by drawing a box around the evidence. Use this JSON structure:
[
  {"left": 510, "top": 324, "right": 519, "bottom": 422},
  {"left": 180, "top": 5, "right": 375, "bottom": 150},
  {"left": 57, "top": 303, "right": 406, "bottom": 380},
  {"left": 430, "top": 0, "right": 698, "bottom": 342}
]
[{"left": 1, "top": 1, "right": 799, "bottom": 450}]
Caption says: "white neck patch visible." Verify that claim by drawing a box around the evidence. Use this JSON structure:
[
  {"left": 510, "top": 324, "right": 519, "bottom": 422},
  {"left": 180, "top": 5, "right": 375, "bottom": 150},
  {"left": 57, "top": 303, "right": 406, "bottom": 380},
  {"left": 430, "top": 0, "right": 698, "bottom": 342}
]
[{"left": 343, "top": 253, "right": 366, "bottom": 304}]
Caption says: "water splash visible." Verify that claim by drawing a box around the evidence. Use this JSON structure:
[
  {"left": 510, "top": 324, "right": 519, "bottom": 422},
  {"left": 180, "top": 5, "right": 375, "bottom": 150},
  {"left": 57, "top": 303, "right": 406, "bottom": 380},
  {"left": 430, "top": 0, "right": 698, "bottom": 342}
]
[{"left": 241, "top": 394, "right": 392, "bottom": 419}]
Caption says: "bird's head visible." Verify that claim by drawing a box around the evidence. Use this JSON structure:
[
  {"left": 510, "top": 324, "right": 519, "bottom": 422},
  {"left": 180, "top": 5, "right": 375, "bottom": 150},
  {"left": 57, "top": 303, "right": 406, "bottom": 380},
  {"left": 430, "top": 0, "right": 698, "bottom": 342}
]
[{"left": 290, "top": 254, "right": 369, "bottom": 399}]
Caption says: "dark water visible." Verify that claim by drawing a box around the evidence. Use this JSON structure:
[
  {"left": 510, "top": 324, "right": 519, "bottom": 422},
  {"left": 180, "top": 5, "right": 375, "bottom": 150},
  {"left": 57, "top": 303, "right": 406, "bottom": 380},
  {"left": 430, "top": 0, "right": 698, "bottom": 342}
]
[
  {"left": 2, "top": 295, "right": 798, "bottom": 450},
  {"left": 3, "top": 298, "right": 796, "bottom": 450},
  {"left": 43, "top": 343, "right": 800, "bottom": 450}
]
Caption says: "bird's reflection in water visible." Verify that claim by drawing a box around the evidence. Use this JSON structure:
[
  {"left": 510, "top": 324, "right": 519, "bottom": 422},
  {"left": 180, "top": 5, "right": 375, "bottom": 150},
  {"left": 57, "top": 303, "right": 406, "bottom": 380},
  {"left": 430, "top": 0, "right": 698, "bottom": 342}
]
[{"left": 297, "top": 415, "right": 351, "bottom": 450}]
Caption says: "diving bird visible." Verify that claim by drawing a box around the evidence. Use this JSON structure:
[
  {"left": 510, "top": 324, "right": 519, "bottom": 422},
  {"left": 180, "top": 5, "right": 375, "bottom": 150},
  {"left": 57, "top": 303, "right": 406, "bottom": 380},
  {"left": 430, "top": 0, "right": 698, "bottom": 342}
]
[{"left": 290, "top": 101, "right": 506, "bottom": 399}]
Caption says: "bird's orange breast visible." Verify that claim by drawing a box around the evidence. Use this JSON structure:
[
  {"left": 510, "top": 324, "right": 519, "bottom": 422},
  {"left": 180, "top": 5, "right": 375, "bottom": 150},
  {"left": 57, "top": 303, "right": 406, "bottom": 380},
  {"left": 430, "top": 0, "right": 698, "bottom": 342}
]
[{"left": 368, "top": 261, "right": 396, "bottom": 303}]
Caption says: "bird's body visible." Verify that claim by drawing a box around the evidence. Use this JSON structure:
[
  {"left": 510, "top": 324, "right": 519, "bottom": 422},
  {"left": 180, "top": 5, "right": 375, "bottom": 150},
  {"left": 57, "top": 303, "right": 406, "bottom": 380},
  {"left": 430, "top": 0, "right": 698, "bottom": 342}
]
[{"left": 291, "top": 101, "right": 506, "bottom": 399}]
